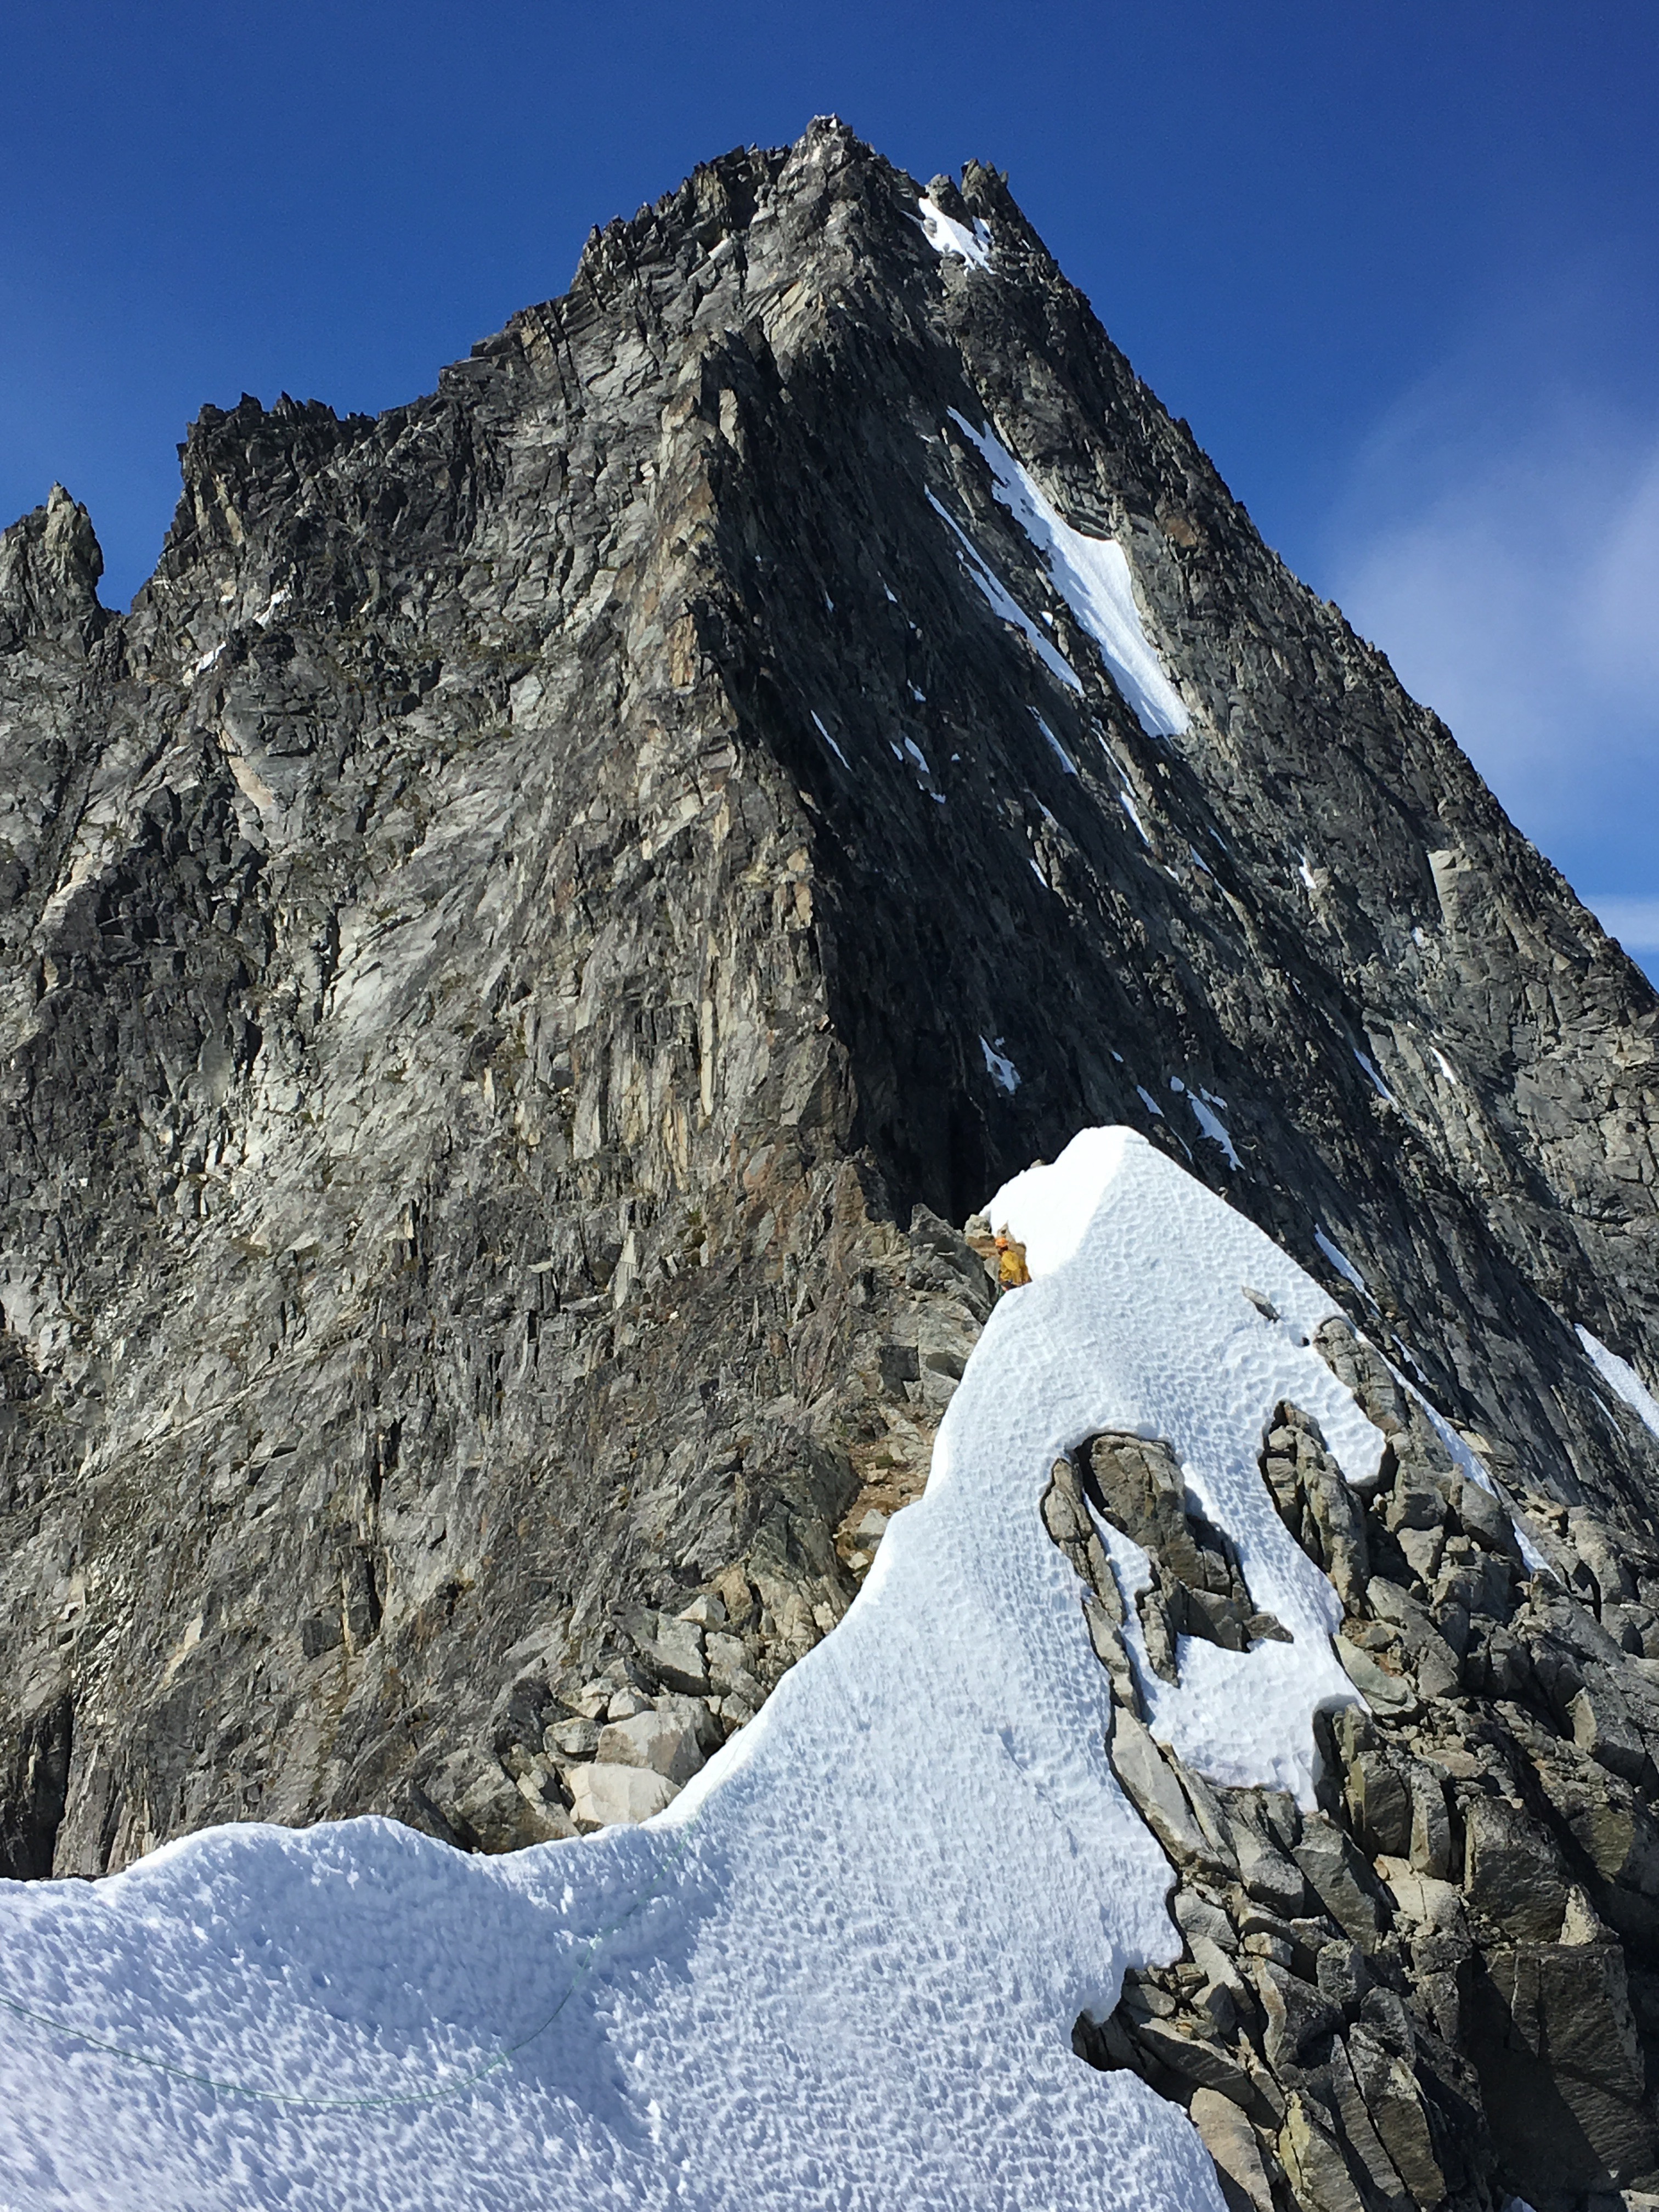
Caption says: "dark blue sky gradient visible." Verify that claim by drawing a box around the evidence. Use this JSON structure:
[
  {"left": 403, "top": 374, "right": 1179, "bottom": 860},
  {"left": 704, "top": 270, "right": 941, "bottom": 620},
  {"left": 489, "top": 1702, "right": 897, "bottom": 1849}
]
[{"left": 3, "top": 3, "right": 1655, "bottom": 929}]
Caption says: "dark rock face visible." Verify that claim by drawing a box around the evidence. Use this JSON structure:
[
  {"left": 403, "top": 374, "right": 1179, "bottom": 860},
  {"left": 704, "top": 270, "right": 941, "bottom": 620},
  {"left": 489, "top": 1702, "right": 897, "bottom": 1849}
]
[{"left": 1, "top": 116, "right": 1658, "bottom": 2200}]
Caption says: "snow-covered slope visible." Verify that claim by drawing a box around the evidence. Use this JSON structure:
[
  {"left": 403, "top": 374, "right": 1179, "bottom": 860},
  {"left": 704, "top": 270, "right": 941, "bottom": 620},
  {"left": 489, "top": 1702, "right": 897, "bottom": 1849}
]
[{"left": 0, "top": 1132, "right": 1391, "bottom": 2209}]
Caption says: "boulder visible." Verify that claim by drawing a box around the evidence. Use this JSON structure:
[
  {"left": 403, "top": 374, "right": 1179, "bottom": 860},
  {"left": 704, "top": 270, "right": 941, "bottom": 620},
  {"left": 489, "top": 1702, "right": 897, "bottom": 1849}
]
[
  {"left": 1570, "top": 1675, "right": 1659, "bottom": 1790},
  {"left": 1228, "top": 1813, "right": 1310, "bottom": 1920},
  {"left": 1460, "top": 1796, "right": 1567, "bottom": 1945},
  {"left": 546, "top": 1716, "right": 601, "bottom": 1762},
  {"left": 1345, "top": 2025, "right": 1445, "bottom": 2208},
  {"left": 1294, "top": 1815, "right": 1386, "bottom": 1953},
  {"left": 595, "top": 1703, "right": 708, "bottom": 1786},
  {"left": 1278, "top": 2090, "right": 1367, "bottom": 2212},
  {"left": 1110, "top": 1709, "right": 1233, "bottom": 1877},
  {"left": 419, "top": 1746, "right": 574, "bottom": 1852},
  {"left": 1334, "top": 1632, "right": 1416, "bottom": 1718},
  {"left": 1325, "top": 2037, "right": 1410, "bottom": 2210},
  {"left": 1468, "top": 1939, "right": 1657, "bottom": 2197},
  {"left": 567, "top": 1763, "right": 678, "bottom": 1829},
  {"left": 642, "top": 1613, "right": 708, "bottom": 1695},
  {"left": 1189, "top": 2085, "right": 1276, "bottom": 2212},
  {"left": 1254, "top": 1957, "right": 1342, "bottom": 2074}
]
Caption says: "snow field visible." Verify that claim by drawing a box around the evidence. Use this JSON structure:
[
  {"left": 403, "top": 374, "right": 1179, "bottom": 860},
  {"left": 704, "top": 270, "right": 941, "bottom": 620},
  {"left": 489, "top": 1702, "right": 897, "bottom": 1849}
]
[{"left": 0, "top": 1128, "right": 1420, "bottom": 2209}]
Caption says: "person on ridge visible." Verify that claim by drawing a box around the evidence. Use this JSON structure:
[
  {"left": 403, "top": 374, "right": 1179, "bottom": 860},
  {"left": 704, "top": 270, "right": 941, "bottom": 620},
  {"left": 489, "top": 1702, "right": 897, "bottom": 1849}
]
[{"left": 995, "top": 1230, "right": 1030, "bottom": 1289}]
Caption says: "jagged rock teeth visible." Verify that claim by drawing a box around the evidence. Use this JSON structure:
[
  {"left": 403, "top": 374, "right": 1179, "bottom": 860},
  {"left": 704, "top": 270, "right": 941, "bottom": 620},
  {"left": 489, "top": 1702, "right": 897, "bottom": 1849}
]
[{"left": 1056, "top": 1369, "right": 1659, "bottom": 2204}]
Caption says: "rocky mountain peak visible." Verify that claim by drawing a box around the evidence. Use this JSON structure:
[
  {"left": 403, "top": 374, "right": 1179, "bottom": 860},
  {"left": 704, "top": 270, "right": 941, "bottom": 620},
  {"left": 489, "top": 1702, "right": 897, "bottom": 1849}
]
[
  {"left": 2, "top": 122, "right": 1658, "bottom": 2210},
  {"left": 0, "top": 481, "right": 106, "bottom": 652}
]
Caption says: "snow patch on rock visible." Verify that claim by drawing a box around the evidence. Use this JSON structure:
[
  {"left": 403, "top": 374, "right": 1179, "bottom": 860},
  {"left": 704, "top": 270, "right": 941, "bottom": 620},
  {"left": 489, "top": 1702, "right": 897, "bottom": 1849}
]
[
  {"left": 947, "top": 411, "right": 1190, "bottom": 737},
  {"left": 979, "top": 1035, "right": 1022, "bottom": 1093},
  {"left": 1578, "top": 1323, "right": 1659, "bottom": 1442},
  {"left": 917, "top": 196, "right": 992, "bottom": 269}
]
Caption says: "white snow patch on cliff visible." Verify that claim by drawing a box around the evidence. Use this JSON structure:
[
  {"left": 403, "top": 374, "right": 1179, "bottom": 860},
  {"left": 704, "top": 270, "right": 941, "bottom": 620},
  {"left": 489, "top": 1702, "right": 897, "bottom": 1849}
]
[
  {"left": 1188, "top": 1091, "right": 1240, "bottom": 1170},
  {"left": 1035, "top": 713, "right": 1077, "bottom": 774},
  {"left": 1120, "top": 790, "right": 1153, "bottom": 847},
  {"left": 926, "top": 489, "right": 1082, "bottom": 693},
  {"left": 0, "top": 1131, "right": 1410, "bottom": 2209},
  {"left": 947, "top": 412, "right": 1190, "bottom": 737},
  {"left": 979, "top": 1036, "right": 1022, "bottom": 1093},
  {"left": 809, "top": 710, "right": 849, "bottom": 768},
  {"left": 917, "top": 196, "right": 991, "bottom": 269},
  {"left": 1578, "top": 1323, "right": 1659, "bottom": 1442},
  {"left": 1315, "top": 1227, "right": 1368, "bottom": 1297},
  {"left": 1354, "top": 1048, "right": 1398, "bottom": 1108},
  {"left": 1393, "top": 1365, "right": 1551, "bottom": 1577}
]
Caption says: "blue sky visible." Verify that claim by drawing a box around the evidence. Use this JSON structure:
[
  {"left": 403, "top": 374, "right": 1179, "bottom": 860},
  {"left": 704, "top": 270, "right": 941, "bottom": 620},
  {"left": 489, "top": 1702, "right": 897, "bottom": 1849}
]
[{"left": 4, "top": 2, "right": 1654, "bottom": 963}]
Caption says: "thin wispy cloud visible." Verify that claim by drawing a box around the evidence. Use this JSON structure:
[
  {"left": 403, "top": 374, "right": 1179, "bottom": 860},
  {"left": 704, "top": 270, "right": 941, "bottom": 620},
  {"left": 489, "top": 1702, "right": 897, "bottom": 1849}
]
[
  {"left": 1590, "top": 897, "right": 1659, "bottom": 954},
  {"left": 1321, "top": 272, "right": 1659, "bottom": 973}
]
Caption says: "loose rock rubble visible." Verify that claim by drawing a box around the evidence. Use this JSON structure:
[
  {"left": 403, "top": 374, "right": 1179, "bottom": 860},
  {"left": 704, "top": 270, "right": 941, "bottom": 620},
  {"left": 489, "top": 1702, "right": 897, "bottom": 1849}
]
[
  {"left": 1058, "top": 1317, "right": 1659, "bottom": 2212},
  {"left": 396, "top": 1230, "right": 1008, "bottom": 1847}
]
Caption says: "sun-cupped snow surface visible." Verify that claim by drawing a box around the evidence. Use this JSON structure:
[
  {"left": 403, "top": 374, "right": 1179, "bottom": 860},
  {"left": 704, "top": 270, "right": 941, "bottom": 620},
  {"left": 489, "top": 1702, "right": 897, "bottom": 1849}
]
[
  {"left": 947, "top": 412, "right": 1190, "bottom": 737},
  {"left": 1578, "top": 1322, "right": 1659, "bottom": 1442},
  {"left": 0, "top": 1130, "right": 1395, "bottom": 2211},
  {"left": 917, "top": 194, "right": 992, "bottom": 268}
]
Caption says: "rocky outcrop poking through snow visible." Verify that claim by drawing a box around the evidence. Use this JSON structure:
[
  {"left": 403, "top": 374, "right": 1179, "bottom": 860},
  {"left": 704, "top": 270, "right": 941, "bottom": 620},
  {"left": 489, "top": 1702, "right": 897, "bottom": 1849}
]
[
  {"left": 1066, "top": 1312, "right": 1659, "bottom": 2210},
  {"left": 1087, "top": 1431, "right": 1291, "bottom": 1671}
]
